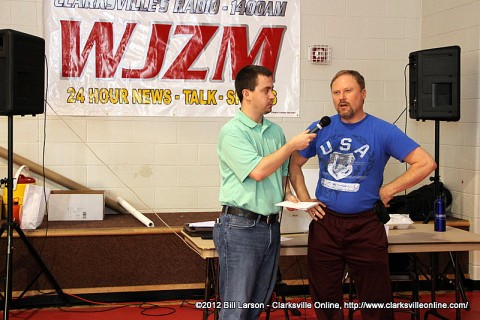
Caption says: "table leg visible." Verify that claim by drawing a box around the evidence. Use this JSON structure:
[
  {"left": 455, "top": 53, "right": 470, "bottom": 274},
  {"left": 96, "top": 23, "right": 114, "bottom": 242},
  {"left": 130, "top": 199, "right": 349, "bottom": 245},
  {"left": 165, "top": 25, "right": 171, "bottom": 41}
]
[
  {"left": 454, "top": 252, "right": 460, "bottom": 320},
  {"left": 424, "top": 252, "right": 448, "bottom": 320},
  {"left": 447, "top": 251, "right": 470, "bottom": 311},
  {"left": 203, "top": 258, "right": 210, "bottom": 320},
  {"left": 214, "top": 258, "right": 219, "bottom": 320},
  {"left": 203, "top": 258, "right": 218, "bottom": 320}
]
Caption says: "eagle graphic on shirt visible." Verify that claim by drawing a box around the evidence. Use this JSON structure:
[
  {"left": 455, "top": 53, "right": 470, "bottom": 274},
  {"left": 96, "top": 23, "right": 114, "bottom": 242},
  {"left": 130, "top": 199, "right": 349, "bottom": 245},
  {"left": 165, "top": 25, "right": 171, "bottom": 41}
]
[{"left": 328, "top": 152, "right": 355, "bottom": 180}]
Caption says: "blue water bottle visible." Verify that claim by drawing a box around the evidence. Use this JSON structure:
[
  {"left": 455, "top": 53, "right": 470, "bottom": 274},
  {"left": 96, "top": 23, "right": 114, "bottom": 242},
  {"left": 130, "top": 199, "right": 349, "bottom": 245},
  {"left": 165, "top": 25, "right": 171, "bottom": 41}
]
[{"left": 434, "top": 194, "right": 446, "bottom": 232}]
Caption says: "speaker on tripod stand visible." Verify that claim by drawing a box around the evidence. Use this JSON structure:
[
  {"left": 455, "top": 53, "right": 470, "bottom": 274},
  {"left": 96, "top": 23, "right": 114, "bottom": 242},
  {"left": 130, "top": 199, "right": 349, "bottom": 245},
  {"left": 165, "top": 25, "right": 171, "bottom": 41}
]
[
  {"left": 409, "top": 45, "right": 464, "bottom": 319},
  {"left": 0, "top": 29, "right": 68, "bottom": 320}
]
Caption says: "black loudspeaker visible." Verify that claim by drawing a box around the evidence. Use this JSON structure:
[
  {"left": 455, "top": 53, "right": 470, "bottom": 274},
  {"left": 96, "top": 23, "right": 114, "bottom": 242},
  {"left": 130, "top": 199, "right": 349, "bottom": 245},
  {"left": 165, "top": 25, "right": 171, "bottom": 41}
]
[
  {"left": 0, "top": 29, "right": 45, "bottom": 116},
  {"left": 409, "top": 45, "right": 460, "bottom": 121}
]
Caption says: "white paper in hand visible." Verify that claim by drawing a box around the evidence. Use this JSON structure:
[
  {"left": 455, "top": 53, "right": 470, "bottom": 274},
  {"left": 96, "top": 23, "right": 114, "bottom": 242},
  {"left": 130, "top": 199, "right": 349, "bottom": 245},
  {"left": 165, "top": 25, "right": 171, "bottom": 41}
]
[{"left": 275, "top": 201, "right": 318, "bottom": 211}]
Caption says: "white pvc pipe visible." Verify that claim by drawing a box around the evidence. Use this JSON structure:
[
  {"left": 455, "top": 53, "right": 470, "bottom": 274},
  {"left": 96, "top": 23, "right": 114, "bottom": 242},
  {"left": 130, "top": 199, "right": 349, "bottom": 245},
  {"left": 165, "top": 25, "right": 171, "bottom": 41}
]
[{"left": 116, "top": 197, "right": 154, "bottom": 227}]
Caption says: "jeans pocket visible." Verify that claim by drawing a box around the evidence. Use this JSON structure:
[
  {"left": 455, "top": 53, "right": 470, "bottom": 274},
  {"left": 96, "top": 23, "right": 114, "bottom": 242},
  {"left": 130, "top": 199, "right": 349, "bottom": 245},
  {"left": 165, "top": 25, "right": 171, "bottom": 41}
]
[{"left": 228, "top": 215, "right": 256, "bottom": 229}]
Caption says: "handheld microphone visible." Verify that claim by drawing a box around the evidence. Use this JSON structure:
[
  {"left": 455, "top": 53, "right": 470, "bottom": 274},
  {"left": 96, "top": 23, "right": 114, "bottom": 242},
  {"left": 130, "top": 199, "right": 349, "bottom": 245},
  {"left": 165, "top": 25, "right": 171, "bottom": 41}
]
[{"left": 309, "top": 116, "right": 331, "bottom": 133}]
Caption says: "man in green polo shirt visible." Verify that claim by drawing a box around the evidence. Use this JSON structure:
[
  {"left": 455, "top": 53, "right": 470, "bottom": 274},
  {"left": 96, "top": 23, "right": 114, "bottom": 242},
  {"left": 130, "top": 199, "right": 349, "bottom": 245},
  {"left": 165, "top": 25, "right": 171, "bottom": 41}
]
[{"left": 213, "top": 65, "right": 316, "bottom": 319}]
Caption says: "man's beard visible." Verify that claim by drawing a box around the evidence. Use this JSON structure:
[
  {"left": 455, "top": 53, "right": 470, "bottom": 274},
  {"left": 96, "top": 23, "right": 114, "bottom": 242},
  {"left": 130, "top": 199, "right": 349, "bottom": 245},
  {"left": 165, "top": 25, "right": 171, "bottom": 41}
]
[{"left": 337, "top": 106, "right": 354, "bottom": 120}]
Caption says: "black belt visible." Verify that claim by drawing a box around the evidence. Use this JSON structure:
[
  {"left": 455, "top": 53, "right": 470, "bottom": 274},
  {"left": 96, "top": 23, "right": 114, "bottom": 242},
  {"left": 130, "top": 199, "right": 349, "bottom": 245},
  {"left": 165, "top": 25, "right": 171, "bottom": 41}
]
[{"left": 222, "top": 206, "right": 278, "bottom": 224}]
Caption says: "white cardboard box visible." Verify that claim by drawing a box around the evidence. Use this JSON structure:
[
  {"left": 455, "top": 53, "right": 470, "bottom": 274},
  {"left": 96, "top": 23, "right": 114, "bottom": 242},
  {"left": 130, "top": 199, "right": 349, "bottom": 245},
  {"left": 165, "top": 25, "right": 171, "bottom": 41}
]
[{"left": 48, "top": 190, "right": 105, "bottom": 221}]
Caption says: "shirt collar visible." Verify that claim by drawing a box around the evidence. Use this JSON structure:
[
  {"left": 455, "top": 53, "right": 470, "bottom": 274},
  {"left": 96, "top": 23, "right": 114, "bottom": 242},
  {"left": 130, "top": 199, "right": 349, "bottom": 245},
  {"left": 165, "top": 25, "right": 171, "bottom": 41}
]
[{"left": 236, "top": 109, "right": 272, "bottom": 131}]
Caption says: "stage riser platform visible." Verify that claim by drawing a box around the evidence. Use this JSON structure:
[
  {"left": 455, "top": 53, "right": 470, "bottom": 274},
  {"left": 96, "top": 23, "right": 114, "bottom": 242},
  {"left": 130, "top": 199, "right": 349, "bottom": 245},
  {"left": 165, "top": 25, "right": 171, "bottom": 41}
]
[{"left": 0, "top": 212, "right": 470, "bottom": 295}]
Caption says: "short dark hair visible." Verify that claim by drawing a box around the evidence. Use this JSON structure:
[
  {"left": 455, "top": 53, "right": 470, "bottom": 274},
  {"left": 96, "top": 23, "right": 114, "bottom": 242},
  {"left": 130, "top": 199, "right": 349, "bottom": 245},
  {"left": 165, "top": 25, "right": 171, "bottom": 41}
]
[
  {"left": 235, "top": 65, "right": 273, "bottom": 102},
  {"left": 330, "top": 70, "right": 365, "bottom": 90}
]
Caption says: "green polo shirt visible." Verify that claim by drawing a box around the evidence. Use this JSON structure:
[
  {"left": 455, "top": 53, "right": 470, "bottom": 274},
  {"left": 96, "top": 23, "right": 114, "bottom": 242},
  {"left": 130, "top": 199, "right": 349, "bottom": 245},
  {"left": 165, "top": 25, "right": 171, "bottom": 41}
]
[{"left": 218, "top": 110, "right": 288, "bottom": 215}]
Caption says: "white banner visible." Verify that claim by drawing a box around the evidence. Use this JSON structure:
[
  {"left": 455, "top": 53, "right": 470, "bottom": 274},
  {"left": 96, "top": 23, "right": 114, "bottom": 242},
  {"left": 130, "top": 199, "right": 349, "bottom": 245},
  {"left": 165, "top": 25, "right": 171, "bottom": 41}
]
[{"left": 44, "top": 0, "right": 301, "bottom": 117}]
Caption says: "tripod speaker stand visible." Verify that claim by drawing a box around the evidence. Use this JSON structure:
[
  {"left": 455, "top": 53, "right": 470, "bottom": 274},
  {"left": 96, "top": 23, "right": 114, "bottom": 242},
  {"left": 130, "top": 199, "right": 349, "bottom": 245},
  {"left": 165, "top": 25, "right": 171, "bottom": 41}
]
[
  {"left": 421, "top": 120, "right": 469, "bottom": 320},
  {"left": 0, "top": 116, "right": 69, "bottom": 320}
]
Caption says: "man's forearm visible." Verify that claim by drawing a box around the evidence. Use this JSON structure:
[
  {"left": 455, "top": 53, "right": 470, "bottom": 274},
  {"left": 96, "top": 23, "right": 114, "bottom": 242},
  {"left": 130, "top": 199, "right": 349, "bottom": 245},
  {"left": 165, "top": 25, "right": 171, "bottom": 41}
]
[{"left": 288, "top": 152, "right": 311, "bottom": 201}]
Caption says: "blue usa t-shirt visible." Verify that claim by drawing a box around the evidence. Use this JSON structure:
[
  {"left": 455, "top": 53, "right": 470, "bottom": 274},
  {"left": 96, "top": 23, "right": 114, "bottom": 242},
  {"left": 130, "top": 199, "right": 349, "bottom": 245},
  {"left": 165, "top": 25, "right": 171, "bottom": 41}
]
[{"left": 299, "top": 114, "right": 419, "bottom": 213}]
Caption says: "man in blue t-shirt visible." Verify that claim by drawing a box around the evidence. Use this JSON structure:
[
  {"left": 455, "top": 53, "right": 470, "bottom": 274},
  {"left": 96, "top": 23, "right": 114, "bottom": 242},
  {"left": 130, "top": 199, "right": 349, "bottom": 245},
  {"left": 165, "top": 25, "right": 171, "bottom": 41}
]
[{"left": 289, "top": 70, "right": 436, "bottom": 320}]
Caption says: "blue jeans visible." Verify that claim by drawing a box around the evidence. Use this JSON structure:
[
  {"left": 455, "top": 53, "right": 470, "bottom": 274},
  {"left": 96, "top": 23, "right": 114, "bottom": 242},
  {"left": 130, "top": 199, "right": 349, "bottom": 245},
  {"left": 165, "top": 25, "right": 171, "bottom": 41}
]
[{"left": 213, "top": 213, "right": 280, "bottom": 320}]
